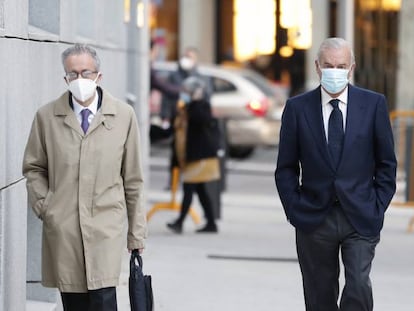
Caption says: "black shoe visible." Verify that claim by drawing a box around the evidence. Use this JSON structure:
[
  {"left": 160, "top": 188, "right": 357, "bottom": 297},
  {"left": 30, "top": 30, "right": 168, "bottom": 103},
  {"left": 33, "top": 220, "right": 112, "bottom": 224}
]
[
  {"left": 196, "top": 224, "right": 218, "bottom": 233},
  {"left": 167, "top": 221, "right": 183, "bottom": 234}
]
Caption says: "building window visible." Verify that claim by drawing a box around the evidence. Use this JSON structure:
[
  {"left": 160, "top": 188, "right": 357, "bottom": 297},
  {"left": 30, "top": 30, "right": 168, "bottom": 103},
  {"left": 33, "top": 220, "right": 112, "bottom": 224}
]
[
  {"left": 29, "top": 0, "right": 60, "bottom": 34},
  {"left": 150, "top": 0, "right": 179, "bottom": 60},
  {"left": 233, "top": 0, "right": 276, "bottom": 62},
  {"left": 354, "top": 0, "right": 400, "bottom": 110}
]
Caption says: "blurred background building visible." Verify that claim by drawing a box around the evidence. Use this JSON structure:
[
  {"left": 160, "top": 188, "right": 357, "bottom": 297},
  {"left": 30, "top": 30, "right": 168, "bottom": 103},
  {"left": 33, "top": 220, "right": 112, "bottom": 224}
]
[
  {"left": 1, "top": 0, "right": 413, "bottom": 310},
  {"left": 151, "top": 0, "right": 411, "bottom": 110}
]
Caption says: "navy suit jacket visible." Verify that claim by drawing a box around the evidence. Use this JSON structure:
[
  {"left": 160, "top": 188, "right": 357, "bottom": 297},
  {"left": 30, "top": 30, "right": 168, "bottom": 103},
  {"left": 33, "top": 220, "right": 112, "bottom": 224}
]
[{"left": 275, "top": 85, "right": 397, "bottom": 236}]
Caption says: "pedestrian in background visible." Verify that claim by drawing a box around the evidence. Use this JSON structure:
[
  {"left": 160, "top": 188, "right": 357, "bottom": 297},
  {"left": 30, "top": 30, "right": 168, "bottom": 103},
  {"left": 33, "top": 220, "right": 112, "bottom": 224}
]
[
  {"left": 150, "top": 39, "right": 181, "bottom": 103},
  {"left": 149, "top": 39, "right": 181, "bottom": 141},
  {"left": 275, "top": 37, "right": 396, "bottom": 311},
  {"left": 22, "top": 44, "right": 147, "bottom": 311},
  {"left": 167, "top": 76, "right": 221, "bottom": 233},
  {"left": 161, "top": 46, "right": 209, "bottom": 190},
  {"left": 160, "top": 46, "right": 204, "bottom": 124}
]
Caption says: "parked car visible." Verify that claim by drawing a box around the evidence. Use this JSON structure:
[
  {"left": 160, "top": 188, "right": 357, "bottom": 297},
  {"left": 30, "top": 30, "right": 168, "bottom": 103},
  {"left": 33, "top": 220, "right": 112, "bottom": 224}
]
[{"left": 150, "top": 61, "right": 288, "bottom": 158}]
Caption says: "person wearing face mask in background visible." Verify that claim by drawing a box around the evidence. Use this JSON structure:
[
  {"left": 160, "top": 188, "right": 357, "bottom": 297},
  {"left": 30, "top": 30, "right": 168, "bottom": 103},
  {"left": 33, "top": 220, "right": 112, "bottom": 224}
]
[
  {"left": 166, "top": 76, "right": 221, "bottom": 233},
  {"left": 22, "top": 44, "right": 147, "bottom": 311},
  {"left": 150, "top": 39, "right": 181, "bottom": 98},
  {"left": 275, "top": 37, "right": 396, "bottom": 311},
  {"left": 160, "top": 46, "right": 202, "bottom": 129},
  {"left": 149, "top": 39, "right": 182, "bottom": 142},
  {"left": 161, "top": 46, "right": 211, "bottom": 190}
]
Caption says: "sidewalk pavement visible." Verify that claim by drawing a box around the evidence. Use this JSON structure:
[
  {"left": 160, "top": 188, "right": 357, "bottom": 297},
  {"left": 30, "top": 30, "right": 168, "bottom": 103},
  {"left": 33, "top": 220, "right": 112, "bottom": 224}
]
[{"left": 116, "top": 188, "right": 414, "bottom": 311}]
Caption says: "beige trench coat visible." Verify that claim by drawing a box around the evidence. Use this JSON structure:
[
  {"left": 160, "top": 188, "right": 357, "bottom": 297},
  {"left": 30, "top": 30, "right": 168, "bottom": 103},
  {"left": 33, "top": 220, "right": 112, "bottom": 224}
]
[{"left": 22, "top": 89, "right": 147, "bottom": 292}]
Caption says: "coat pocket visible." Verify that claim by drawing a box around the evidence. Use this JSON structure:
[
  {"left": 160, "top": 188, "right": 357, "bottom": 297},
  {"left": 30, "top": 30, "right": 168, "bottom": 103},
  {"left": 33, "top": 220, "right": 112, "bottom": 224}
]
[{"left": 40, "top": 190, "right": 54, "bottom": 220}]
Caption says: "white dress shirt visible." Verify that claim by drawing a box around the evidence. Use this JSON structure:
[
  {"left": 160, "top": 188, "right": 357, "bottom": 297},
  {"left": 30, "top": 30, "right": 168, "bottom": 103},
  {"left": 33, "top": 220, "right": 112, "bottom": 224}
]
[
  {"left": 321, "top": 87, "right": 348, "bottom": 142},
  {"left": 72, "top": 91, "right": 99, "bottom": 126}
]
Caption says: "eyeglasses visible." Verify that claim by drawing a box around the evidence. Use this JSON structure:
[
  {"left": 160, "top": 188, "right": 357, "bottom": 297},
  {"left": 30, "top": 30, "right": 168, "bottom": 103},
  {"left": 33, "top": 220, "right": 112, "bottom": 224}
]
[{"left": 65, "top": 70, "right": 98, "bottom": 81}]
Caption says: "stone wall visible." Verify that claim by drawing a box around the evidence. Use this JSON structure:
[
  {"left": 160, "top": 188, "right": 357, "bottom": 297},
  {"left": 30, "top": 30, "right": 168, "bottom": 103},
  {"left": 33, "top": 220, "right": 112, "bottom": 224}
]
[{"left": 0, "top": 1, "right": 149, "bottom": 310}]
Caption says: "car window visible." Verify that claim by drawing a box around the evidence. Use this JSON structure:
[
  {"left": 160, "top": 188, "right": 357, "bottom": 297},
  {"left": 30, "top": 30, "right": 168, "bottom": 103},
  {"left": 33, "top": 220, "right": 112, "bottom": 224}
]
[
  {"left": 242, "top": 72, "right": 275, "bottom": 97},
  {"left": 212, "top": 77, "right": 237, "bottom": 93}
]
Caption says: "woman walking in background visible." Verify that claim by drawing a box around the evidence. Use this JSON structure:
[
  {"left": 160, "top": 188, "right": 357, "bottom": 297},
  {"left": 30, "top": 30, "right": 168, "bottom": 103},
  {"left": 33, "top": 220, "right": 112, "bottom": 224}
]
[{"left": 167, "top": 76, "right": 221, "bottom": 233}]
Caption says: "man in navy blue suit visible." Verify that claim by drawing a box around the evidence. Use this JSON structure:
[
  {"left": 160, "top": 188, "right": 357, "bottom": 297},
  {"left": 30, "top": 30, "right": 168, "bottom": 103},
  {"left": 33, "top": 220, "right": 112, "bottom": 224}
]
[{"left": 275, "top": 37, "right": 396, "bottom": 311}]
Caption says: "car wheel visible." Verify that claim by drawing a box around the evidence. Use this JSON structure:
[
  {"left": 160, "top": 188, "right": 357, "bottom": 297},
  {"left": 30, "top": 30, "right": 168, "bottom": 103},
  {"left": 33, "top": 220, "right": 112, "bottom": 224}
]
[{"left": 228, "top": 146, "right": 255, "bottom": 159}]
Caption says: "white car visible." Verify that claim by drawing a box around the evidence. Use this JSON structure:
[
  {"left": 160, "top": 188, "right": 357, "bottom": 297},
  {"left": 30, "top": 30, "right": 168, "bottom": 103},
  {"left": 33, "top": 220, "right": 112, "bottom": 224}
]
[{"left": 151, "top": 62, "right": 288, "bottom": 158}]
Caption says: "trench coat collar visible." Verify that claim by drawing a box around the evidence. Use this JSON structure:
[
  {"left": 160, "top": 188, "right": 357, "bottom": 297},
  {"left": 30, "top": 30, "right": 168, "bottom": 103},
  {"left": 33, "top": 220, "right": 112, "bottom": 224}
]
[{"left": 54, "top": 87, "right": 117, "bottom": 135}]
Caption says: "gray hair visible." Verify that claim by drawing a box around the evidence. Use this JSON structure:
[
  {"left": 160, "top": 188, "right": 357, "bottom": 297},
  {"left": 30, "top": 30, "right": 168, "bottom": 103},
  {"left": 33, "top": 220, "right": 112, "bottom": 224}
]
[
  {"left": 316, "top": 37, "right": 355, "bottom": 65},
  {"left": 61, "top": 43, "right": 101, "bottom": 72}
]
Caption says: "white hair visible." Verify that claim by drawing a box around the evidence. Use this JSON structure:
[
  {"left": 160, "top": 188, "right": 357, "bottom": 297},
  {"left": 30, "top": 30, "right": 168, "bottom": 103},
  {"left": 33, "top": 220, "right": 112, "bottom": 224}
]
[{"left": 316, "top": 37, "right": 355, "bottom": 65}]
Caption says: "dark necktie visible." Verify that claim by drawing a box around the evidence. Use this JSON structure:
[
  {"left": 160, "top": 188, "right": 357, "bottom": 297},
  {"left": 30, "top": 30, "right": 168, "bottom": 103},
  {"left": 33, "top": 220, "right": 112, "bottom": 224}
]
[
  {"left": 328, "top": 99, "right": 344, "bottom": 169},
  {"left": 81, "top": 109, "right": 91, "bottom": 133}
]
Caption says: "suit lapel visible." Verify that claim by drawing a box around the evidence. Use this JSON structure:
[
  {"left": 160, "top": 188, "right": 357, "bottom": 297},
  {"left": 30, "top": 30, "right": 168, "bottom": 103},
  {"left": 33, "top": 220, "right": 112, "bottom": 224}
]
[
  {"left": 302, "top": 87, "right": 333, "bottom": 169},
  {"left": 302, "top": 85, "right": 366, "bottom": 171},
  {"left": 339, "top": 85, "right": 366, "bottom": 168}
]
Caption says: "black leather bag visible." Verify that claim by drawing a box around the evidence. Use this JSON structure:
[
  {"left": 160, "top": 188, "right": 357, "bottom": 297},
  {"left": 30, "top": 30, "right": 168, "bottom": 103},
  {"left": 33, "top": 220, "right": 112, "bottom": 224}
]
[{"left": 129, "top": 250, "right": 154, "bottom": 311}]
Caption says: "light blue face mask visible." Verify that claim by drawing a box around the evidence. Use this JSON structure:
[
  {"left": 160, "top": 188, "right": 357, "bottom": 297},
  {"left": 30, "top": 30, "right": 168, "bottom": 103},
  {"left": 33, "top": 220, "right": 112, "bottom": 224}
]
[
  {"left": 179, "top": 92, "right": 191, "bottom": 104},
  {"left": 320, "top": 68, "right": 349, "bottom": 94}
]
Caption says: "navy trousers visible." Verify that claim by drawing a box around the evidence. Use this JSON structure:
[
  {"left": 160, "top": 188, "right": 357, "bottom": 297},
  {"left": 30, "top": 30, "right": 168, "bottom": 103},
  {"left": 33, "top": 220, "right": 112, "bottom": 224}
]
[{"left": 296, "top": 205, "right": 380, "bottom": 311}]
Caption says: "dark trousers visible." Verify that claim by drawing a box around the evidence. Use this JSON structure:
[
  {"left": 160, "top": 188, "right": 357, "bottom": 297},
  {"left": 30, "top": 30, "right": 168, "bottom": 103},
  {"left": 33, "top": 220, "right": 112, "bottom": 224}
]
[
  {"left": 61, "top": 287, "right": 117, "bottom": 311},
  {"left": 296, "top": 205, "right": 379, "bottom": 311},
  {"left": 177, "top": 182, "right": 215, "bottom": 225}
]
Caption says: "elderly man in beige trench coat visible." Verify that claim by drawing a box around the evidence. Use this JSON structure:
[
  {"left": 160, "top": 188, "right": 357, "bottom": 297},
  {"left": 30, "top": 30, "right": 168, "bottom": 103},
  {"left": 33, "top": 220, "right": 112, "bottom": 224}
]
[{"left": 22, "top": 44, "right": 147, "bottom": 311}]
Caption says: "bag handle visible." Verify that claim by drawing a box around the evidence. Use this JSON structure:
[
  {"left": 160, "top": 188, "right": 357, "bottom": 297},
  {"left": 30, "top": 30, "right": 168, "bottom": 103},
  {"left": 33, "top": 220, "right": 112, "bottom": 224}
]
[{"left": 131, "top": 249, "right": 143, "bottom": 269}]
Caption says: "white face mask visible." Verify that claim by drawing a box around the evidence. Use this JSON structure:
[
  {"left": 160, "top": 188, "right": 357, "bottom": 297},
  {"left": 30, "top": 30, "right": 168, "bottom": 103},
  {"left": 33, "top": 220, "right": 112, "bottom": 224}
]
[
  {"left": 179, "top": 57, "right": 195, "bottom": 71},
  {"left": 320, "top": 68, "right": 349, "bottom": 94},
  {"left": 68, "top": 75, "right": 99, "bottom": 102}
]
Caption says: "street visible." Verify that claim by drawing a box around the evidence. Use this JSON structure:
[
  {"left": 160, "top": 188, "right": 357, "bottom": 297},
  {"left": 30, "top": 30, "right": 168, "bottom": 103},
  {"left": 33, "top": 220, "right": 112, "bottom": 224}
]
[{"left": 116, "top": 145, "right": 414, "bottom": 311}]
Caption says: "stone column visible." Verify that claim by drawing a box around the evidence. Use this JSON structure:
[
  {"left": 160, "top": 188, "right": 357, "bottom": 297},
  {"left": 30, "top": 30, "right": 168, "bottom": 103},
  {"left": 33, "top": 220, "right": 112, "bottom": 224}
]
[
  {"left": 305, "top": 0, "right": 330, "bottom": 90},
  {"left": 126, "top": 0, "right": 150, "bottom": 188},
  {"left": 336, "top": 0, "right": 354, "bottom": 44},
  {"left": 336, "top": 0, "right": 354, "bottom": 84},
  {"left": 179, "top": 0, "right": 215, "bottom": 63},
  {"left": 396, "top": 0, "right": 414, "bottom": 110}
]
